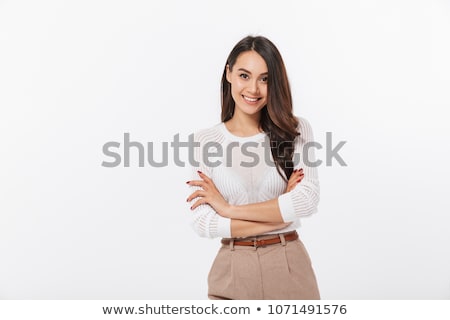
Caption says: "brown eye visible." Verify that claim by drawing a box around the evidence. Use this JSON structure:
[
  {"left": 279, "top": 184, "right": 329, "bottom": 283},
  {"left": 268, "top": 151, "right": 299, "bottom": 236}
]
[
  {"left": 261, "top": 76, "right": 268, "bottom": 82},
  {"left": 239, "top": 73, "right": 249, "bottom": 79}
]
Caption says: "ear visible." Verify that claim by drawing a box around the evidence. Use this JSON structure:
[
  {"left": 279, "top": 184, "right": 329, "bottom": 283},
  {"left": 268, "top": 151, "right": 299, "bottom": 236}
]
[{"left": 226, "top": 64, "right": 231, "bottom": 83}]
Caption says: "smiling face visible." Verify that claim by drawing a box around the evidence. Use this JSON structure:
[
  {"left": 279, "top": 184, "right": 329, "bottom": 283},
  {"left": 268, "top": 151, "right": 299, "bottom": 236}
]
[{"left": 226, "top": 50, "right": 268, "bottom": 118}]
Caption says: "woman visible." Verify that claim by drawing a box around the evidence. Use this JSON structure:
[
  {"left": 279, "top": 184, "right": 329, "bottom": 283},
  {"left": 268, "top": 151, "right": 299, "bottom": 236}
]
[{"left": 186, "top": 35, "right": 320, "bottom": 300}]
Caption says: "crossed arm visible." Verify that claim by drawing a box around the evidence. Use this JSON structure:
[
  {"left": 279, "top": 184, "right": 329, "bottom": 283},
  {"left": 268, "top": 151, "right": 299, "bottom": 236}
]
[{"left": 186, "top": 169, "right": 305, "bottom": 238}]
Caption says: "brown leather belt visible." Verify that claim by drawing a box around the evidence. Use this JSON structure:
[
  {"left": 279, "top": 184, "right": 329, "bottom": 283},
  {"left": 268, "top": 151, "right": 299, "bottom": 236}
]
[{"left": 221, "top": 231, "right": 298, "bottom": 248}]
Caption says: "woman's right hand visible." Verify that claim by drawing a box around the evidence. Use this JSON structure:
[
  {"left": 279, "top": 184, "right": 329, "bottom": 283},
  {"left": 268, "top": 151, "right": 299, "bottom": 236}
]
[{"left": 284, "top": 168, "right": 304, "bottom": 193}]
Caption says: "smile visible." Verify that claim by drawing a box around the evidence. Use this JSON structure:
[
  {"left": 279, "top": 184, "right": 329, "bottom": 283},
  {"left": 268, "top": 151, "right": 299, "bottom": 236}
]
[{"left": 242, "top": 95, "right": 261, "bottom": 102}]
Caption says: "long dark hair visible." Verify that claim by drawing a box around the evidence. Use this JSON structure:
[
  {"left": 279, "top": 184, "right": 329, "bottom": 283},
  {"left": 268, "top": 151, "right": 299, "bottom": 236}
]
[{"left": 221, "top": 35, "right": 299, "bottom": 181}]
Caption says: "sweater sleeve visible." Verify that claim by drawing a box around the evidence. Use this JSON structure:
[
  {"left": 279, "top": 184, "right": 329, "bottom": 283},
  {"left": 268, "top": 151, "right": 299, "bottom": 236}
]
[
  {"left": 188, "top": 130, "right": 231, "bottom": 238},
  {"left": 277, "top": 117, "right": 320, "bottom": 222}
]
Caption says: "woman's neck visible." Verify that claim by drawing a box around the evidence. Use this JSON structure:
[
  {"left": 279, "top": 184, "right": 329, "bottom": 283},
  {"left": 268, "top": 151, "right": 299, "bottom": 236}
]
[{"left": 225, "top": 112, "right": 262, "bottom": 137}]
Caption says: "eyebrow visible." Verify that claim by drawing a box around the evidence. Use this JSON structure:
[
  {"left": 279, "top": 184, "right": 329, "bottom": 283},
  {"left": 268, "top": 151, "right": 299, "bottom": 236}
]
[{"left": 237, "top": 68, "right": 268, "bottom": 76}]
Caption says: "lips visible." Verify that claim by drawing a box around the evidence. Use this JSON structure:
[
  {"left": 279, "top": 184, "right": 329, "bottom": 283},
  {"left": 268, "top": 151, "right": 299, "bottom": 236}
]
[{"left": 243, "top": 95, "right": 261, "bottom": 102}]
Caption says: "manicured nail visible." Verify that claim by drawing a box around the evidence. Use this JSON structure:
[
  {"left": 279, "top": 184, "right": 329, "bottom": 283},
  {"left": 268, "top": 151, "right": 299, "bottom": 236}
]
[
  {"left": 190, "top": 206, "right": 193, "bottom": 210},
  {"left": 197, "top": 170, "right": 202, "bottom": 174},
  {"left": 297, "top": 178, "right": 301, "bottom": 182},
  {"left": 186, "top": 181, "right": 190, "bottom": 184}
]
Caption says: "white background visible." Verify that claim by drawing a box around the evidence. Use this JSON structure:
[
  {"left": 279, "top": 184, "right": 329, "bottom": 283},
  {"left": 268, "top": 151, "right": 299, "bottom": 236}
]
[{"left": 1, "top": 0, "right": 449, "bottom": 300}]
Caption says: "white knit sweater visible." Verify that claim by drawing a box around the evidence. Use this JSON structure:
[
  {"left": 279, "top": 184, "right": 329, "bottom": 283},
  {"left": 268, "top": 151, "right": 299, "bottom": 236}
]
[{"left": 188, "top": 116, "right": 319, "bottom": 238}]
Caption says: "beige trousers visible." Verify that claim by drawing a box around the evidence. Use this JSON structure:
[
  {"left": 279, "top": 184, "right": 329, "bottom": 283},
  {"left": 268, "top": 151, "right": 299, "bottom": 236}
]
[{"left": 208, "top": 233, "right": 320, "bottom": 300}]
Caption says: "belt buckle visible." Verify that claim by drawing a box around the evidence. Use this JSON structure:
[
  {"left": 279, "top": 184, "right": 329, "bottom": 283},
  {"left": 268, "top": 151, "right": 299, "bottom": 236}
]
[{"left": 253, "top": 239, "right": 267, "bottom": 248}]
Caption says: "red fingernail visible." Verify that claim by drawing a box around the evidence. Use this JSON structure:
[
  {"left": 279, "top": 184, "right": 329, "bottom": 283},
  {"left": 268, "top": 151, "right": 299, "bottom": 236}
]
[
  {"left": 297, "top": 178, "right": 301, "bottom": 182},
  {"left": 190, "top": 206, "right": 193, "bottom": 210},
  {"left": 186, "top": 198, "right": 189, "bottom": 202},
  {"left": 186, "top": 181, "right": 190, "bottom": 184},
  {"left": 197, "top": 170, "right": 202, "bottom": 174}
]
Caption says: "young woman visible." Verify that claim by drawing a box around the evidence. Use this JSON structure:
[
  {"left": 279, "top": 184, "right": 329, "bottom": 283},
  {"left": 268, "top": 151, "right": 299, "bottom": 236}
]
[{"left": 186, "top": 35, "right": 320, "bottom": 300}]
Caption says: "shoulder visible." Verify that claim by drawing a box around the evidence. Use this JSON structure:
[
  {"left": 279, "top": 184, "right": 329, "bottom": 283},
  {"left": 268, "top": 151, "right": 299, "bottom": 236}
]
[
  {"left": 192, "top": 123, "right": 225, "bottom": 144},
  {"left": 294, "top": 116, "right": 315, "bottom": 141},
  {"left": 295, "top": 115, "right": 314, "bottom": 132}
]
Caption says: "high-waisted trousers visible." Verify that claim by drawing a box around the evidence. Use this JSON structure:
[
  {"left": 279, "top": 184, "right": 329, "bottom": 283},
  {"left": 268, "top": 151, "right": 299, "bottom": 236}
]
[{"left": 207, "top": 231, "right": 320, "bottom": 300}]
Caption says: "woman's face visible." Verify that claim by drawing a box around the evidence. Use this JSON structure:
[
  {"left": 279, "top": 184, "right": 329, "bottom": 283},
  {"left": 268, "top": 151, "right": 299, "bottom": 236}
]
[{"left": 226, "top": 50, "right": 268, "bottom": 118}]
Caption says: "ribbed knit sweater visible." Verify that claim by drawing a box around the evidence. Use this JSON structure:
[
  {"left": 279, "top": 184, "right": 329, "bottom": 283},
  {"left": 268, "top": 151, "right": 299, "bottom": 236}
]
[{"left": 188, "top": 116, "right": 319, "bottom": 238}]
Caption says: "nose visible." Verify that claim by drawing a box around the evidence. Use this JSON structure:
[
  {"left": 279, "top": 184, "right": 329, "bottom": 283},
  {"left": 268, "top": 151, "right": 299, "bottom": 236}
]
[{"left": 248, "top": 79, "right": 260, "bottom": 95}]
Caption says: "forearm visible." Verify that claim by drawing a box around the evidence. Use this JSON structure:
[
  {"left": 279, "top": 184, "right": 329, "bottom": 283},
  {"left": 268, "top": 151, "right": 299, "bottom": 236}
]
[
  {"left": 227, "top": 198, "right": 284, "bottom": 223},
  {"left": 225, "top": 179, "right": 319, "bottom": 223},
  {"left": 230, "top": 218, "right": 290, "bottom": 238}
]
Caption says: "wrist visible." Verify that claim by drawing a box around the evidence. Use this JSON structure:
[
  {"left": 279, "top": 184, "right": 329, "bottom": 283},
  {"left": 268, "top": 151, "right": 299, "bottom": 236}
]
[{"left": 224, "top": 204, "right": 238, "bottom": 219}]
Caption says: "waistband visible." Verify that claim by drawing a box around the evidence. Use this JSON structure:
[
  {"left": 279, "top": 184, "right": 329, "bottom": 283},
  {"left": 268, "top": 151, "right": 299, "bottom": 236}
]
[{"left": 221, "top": 231, "right": 298, "bottom": 249}]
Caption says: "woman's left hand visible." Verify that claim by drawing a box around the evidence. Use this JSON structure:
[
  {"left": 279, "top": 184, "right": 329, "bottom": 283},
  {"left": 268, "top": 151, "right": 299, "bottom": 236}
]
[{"left": 186, "top": 171, "right": 232, "bottom": 217}]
